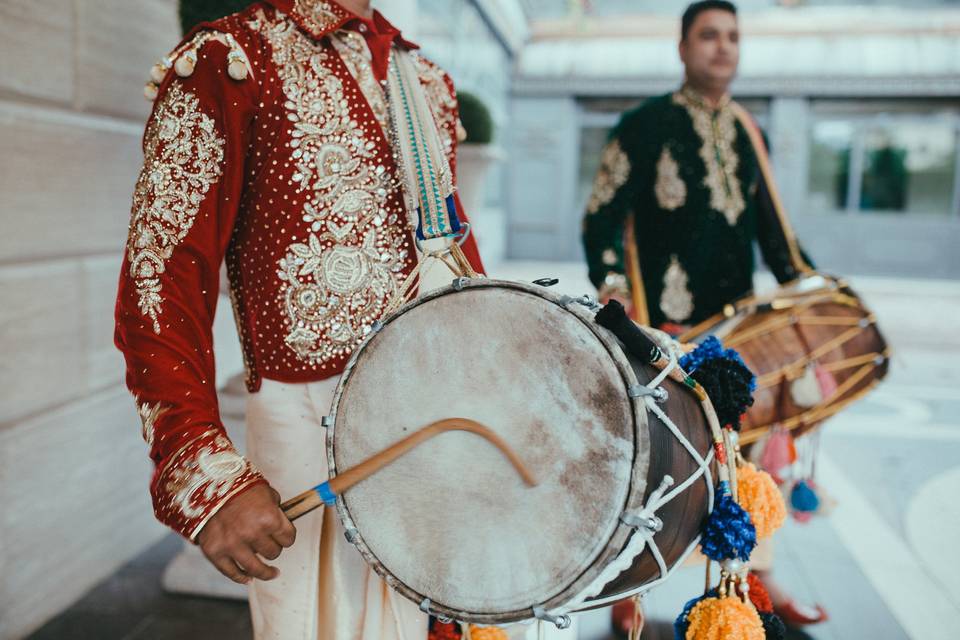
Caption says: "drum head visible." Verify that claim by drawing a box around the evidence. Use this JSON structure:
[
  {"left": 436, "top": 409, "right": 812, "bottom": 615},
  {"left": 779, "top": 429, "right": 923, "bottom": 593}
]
[{"left": 330, "top": 281, "right": 643, "bottom": 621}]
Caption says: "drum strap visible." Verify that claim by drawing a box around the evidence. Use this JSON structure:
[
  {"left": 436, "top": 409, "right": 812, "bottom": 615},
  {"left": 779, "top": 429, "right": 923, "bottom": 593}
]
[
  {"left": 386, "top": 49, "right": 462, "bottom": 242},
  {"left": 731, "top": 102, "right": 813, "bottom": 277},
  {"left": 623, "top": 215, "right": 651, "bottom": 326}
]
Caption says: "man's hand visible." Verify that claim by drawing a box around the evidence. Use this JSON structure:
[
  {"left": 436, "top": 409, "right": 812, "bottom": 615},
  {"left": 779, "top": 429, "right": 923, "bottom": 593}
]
[{"left": 196, "top": 483, "right": 296, "bottom": 584}]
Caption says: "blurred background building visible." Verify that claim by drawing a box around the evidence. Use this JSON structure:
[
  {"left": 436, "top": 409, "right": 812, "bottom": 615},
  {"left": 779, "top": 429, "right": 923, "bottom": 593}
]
[
  {"left": 508, "top": 0, "right": 960, "bottom": 278},
  {"left": 0, "top": 1, "right": 958, "bottom": 639}
]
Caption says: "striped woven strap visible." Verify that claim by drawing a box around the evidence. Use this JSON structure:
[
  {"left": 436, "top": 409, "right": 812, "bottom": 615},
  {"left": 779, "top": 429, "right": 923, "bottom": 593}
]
[{"left": 386, "top": 49, "right": 461, "bottom": 241}]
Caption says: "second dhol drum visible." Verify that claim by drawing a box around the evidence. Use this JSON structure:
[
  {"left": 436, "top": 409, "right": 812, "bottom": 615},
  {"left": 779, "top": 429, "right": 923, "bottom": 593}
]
[
  {"left": 680, "top": 273, "right": 890, "bottom": 445},
  {"left": 323, "top": 279, "right": 720, "bottom": 626}
]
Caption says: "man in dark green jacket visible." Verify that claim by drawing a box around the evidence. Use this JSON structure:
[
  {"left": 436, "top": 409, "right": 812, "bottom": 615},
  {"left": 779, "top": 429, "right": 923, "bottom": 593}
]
[
  {"left": 587, "top": 2, "right": 826, "bottom": 635},
  {"left": 582, "top": 0, "right": 812, "bottom": 334}
]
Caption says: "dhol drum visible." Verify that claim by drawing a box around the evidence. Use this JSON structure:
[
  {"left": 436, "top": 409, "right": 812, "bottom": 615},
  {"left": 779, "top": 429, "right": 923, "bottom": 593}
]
[
  {"left": 680, "top": 273, "right": 890, "bottom": 445},
  {"left": 314, "top": 278, "right": 720, "bottom": 626}
]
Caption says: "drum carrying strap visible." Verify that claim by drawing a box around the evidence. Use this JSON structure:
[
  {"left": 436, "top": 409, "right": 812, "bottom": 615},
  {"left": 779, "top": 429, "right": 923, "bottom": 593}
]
[
  {"left": 386, "top": 49, "right": 462, "bottom": 242},
  {"left": 730, "top": 103, "right": 813, "bottom": 277}
]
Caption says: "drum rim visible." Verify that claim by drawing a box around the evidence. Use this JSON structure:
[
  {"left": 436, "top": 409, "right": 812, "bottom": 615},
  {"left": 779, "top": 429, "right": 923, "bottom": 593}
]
[{"left": 326, "top": 278, "right": 652, "bottom": 624}]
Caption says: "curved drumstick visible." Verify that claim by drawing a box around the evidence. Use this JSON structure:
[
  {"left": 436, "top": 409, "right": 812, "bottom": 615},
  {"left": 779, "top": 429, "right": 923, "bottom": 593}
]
[{"left": 280, "top": 418, "right": 537, "bottom": 522}]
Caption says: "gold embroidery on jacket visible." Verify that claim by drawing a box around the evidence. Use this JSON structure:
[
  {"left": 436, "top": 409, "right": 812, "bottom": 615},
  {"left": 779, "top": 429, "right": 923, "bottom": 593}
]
[
  {"left": 127, "top": 83, "right": 225, "bottom": 334},
  {"left": 660, "top": 254, "right": 694, "bottom": 322},
  {"left": 655, "top": 147, "right": 687, "bottom": 211},
  {"left": 261, "top": 19, "right": 410, "bottom": 365},
  {"left": 137, "top": 400, "right": 169, "bottom": 449},
  {"left": 673, "top": 88, "right": 744, "bottom": 225},
  {"left": 294, "top": 0, "right": 342, "bottom": 33},
  {"left": 163, "top": 433, "right": 252, "bottom": 519},
  {"left": 587, "top": 139, "right": 630, "bottom": 214},
  {"left": 331, "top": 31, "right": 389, "bottom": 133}
]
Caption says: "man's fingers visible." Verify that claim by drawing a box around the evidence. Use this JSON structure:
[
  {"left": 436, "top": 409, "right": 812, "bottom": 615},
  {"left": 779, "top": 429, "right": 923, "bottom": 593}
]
[
  {"left": 208, "top": 552, "right": 250, "bottom": 585},
  {"left": 253, "top": 537, "right": 283, "bottom": 561},
  {"left": 235, "top": 547, "right": 279, "bottom": 582},
  {"left": 273, "top": 515, "right": 297, "bottom": 548}
]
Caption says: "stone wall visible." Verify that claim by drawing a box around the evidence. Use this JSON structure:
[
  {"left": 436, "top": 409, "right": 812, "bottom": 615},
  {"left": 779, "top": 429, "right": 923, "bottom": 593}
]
[{"left": 0, "top": 2, "right": 244, "bottom": 637}]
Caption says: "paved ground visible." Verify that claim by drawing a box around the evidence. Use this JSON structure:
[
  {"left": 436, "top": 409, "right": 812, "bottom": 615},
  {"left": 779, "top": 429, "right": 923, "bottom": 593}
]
[{"left": 27, "top": 262, "right": 960, "bottom": 639}]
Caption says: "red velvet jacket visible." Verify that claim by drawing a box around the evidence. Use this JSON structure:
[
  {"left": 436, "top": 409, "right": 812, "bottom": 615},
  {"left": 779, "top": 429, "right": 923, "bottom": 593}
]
[{"left": 115, "top": 0, "right": 484, "bottom": 540}]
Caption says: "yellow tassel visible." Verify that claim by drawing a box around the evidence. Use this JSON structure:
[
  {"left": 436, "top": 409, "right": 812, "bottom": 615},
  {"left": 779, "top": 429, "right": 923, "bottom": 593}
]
[
  {"left": 685, "top": 596, "right": 764, "bottom": 640},
  {"left": 466, "top": 625, "right": 509, "bottom": 640},
  {"left": 736, "top": 462, "right": 786, "bottom": 539}
]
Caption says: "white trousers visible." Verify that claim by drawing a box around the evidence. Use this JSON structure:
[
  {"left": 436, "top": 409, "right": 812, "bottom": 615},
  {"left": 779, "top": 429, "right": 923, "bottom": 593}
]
[
  {"left": 244, "top": 378, "right": 579, "bottom": 640},
  {"left": 246, "top": 377, "right": 427, "bottom": 640}
]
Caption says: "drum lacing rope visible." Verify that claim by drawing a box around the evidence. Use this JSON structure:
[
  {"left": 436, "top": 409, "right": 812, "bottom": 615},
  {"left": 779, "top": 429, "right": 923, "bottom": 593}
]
[
  {"left": 383, "top": 241, "right": 478, "bottom": 318},
  {"left": 556, "top": 355, "right": 717, "bottom": 612}
]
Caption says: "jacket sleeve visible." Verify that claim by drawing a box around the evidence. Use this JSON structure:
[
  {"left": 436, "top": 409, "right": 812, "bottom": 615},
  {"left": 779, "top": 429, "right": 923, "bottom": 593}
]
[
  {"left": 581, "top": 127, "right": 635, "bottom": 294},
  {"left": 756, "top": 176, "right": 815, "bottom": 283},
  {"left": 114, "top": 31, "right": 265, "bottom": 541},
  {"left": 754, "top": 132, "right": 815, "bottom": 283}
]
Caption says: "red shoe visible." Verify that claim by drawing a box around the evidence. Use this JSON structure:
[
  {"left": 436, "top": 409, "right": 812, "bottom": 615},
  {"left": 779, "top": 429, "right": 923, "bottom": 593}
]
[
  {"left": 611, "top": 598, "right": 643, "bottom": 638},
  {"left": 773, "top": 600, "right": 829, "bottom": 627}
]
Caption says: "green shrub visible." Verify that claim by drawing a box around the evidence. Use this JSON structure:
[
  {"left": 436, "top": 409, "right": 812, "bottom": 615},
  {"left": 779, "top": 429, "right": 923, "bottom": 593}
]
[
  {"left": 179, "top": 0, "right": 252, "bottom": 34},
  {"left": 456, "top": 91, "right": 494, "bottom": 145}
]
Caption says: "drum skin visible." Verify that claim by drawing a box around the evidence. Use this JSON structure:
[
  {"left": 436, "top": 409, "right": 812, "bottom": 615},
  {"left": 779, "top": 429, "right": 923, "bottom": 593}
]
[
  {"left": 328, "top": 279, "right": 714, "bottom": 624},
  {"left": 690, "top": 277, "right": 889, "bottom": 443}
]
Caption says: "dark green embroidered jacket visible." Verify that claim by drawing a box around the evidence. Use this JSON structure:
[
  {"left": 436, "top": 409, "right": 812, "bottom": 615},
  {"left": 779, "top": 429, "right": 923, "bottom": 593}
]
[{"left": 582, "top": 86, "right": 812, "bottom": 328}]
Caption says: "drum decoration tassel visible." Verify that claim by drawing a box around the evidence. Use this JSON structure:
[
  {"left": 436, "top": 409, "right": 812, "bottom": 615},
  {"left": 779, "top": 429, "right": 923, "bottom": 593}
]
[
  {"left": 758, "top": 612, "right": 787, "bottom": 640},
  {"left": 789, "top": 479, "right": 821, "bottom": 514},
  {"left": 745, "top": 574, "right": 787, "bottom": 640},
  {"left": 699, "top": 482, "right": 757, "bottom": 562},
  {"left": 682, "top": 595, "right": 765, "bottom": 640},
  {"left": 463, "top": 624, "right": 509, "bottom": 640},
  {"left": 679, "top": 337, "right": 756, "bottom": 430},
  {"left": 757, "top": 427, "right": 796, "bottom": 484},
  {"left": 428, "top": 621, "right": 461, "bottom": 640},
  {"left": 735, "top": 463, "right": 786, "bottom": 539},
  {"left": 746, "top": 573, "right": 774, "bottom": 613},
  {"left": 671, "top": 344, "right": 774, "bottom": 640}
]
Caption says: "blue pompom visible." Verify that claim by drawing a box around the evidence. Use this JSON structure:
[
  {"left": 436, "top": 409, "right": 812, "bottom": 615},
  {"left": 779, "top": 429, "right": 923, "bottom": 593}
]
[
  {"left": 680, "top": 336, "right": 757, "bottom": 393},
  {"left": 680, "top": 336, "right": 725, "bottom": 372},
  {"left": 700, "top": 482, "right": 757, "bottom": 562},
  {"left": 790, "top": 480, "right": 821, "bottom": 513}
]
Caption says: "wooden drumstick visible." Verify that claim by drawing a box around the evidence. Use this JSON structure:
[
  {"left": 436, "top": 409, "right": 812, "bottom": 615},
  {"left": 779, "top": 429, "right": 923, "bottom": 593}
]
[{"left": 280, "top": 418, "right": 537, "bottom": 522}]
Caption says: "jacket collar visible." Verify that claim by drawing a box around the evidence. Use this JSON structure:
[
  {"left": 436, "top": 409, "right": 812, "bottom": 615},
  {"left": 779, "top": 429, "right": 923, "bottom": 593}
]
[
  {"left": 678, "top": 83, "right": 732, "bottom": 113},
  {"left": 264, "top": 0, "right": 418, "bottom": 49}
]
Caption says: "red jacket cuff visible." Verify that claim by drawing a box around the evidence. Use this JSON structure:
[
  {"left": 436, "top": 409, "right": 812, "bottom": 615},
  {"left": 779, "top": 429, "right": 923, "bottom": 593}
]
[{"left": 150, "top": 429, "right": 265, "bottom": 541}]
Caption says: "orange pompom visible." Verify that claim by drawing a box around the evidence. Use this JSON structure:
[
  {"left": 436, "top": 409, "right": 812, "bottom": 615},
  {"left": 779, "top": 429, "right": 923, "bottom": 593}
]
[
  {"left": 467, "top": 625, "right": 509, "bottom": 640},
  {"left": 685, "top": 596, "right": 765, "bottom": 640},
  {"left": 737, "top": 462, "right": 787, "bottom": 538}
]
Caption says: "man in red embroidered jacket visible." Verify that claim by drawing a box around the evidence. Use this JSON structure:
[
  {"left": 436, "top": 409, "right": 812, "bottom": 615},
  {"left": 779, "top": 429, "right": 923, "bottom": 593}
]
[{"left": 114, "top": 1, "right": 483, "bottom": 637}]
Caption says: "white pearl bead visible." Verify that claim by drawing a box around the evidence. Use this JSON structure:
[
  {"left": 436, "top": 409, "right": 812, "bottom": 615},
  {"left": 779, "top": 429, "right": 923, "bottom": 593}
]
[
  {"left": 175, "top": 50, "right": 196, "bottom": 78},
  {"left": 149, "top": 62, "right": 167, "bottom": 84},
  {"left": 143, "top": 82, "right": 159, "bottom": 101},
  {"left": 228, "top": 59, "right": 248, "bottom": 81},
  {"left": 721, "top": 558, "right": 744, "bottom": 573}
]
